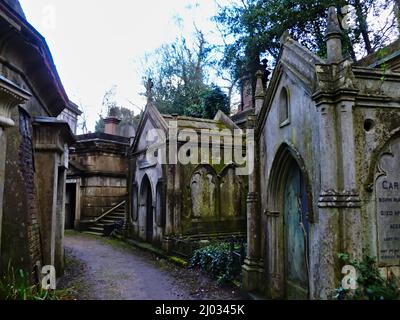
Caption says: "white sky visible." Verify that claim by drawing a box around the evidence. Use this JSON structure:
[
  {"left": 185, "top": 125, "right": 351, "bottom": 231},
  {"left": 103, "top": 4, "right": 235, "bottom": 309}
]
[{"left": 19, "top": 0, "right": 224, "bottom": 133}]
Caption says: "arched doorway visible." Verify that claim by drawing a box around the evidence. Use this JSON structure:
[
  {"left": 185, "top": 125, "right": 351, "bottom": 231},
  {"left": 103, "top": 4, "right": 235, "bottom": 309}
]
[
  {"left": 266, "top": 144, "right": 312, "bottom": 299},
  {"left": 140, "top": 175, "right": 153, "bottom": 242},
  {"left": 283, "top": 160, "right": 310, "bottom": 299}
]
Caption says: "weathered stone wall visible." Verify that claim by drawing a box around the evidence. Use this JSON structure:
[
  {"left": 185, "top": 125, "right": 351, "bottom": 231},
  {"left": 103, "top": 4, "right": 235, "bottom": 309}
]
[
  {"left": 81, "top": 176, "right": 127, "bottom": 218},
  {"left": 0, "top": 61, "right": 49, "bottom": 278},
  {"left": 258, "top": 64, "right": 322, "bottom": 299},
  {"left": 179, "top": 156, "right": 247, "bottom": 237},
  {"left": 351, "top": 72, "right": 400, "bottom": 281},
  {"left": 252, "top": 33, "right": 400, "bottom": 299},
  {"left": 0, "top": 2, "right": 74, "bottom": 283},
  {"left": 2, "top": 108, "right": 43, "bottom": 280}
]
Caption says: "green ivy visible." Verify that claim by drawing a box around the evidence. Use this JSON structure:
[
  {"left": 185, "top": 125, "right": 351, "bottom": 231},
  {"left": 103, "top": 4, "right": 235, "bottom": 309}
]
[
  {"left": 190, "top": 242, "right": 241, "bottom": 285},
  {"left": 334, "top": 254, "right": 399, "bottom": 300}
]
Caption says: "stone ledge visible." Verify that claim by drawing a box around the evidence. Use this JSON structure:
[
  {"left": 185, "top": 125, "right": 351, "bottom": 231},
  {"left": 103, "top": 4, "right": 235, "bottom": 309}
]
[{"left": 115, "top": 235, "right": 189, "bottom": 268}]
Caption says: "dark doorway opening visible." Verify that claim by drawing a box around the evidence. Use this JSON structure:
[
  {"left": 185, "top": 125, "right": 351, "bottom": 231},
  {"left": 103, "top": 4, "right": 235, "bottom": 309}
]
[
  {"left": 141, "top": 175, "right": 153, "bottom": 243},
  {"left": 146, "top": 184, "right": 153, "bottom": 242},
  {"left": 65, "top": 183, "right": 76, "bottom": 230}
]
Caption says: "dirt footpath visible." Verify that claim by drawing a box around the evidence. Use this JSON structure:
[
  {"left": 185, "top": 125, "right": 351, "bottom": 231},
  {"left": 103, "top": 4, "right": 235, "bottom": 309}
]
[{"left": 59, "top": 232, "right": 244, "bottom": 300}]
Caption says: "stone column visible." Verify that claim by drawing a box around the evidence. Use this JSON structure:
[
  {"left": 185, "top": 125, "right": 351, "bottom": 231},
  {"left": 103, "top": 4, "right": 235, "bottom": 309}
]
[
  {"left": 33, "top": 118, "right": 74, "bottom": 272},
  {"left": 0, "top": 78, "right": 30, "bottom": 265},
  {"left": 163, "top": 164, "right": 175, "bottom": 252},
  {"left": 242, "top": 113, "right": 263, "bottom": 292}
]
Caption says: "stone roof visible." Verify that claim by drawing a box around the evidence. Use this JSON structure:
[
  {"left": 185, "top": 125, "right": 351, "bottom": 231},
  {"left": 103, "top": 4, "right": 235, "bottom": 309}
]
[
  {"left": 3, "top": 0, "right": 25, "bottom": 18},
  {"left": 162, "top": 114, "right": 231, "bottom": 132},
  {"left": 75, "top": 132, "right": 130, "bottom": 145}
]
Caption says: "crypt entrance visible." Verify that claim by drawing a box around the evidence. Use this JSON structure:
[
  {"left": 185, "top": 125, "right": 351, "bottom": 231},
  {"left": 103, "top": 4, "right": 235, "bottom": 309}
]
[
  {"left": 140, "top": 175, "right": 154, "bottom": 243},
  {"left": 265, "top": 145, "right": 312, "bottom": 300},
  {"left": 283, "top": 160, "right": 310, "bottom": 299}
]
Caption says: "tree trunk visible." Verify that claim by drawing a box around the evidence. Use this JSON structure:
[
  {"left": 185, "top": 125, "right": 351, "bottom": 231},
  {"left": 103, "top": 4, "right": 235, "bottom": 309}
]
[
  {"left": 395, "top": 0, "right": 400, "bottom": 33},
  {"left": 354, "top": 0, "right": 373, "bottom": 55}
]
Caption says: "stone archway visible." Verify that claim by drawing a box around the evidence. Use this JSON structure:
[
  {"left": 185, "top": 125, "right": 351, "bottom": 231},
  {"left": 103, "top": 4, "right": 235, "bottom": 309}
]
[{"left": 265, "top": 143, "right": 313, "bottom": 299}]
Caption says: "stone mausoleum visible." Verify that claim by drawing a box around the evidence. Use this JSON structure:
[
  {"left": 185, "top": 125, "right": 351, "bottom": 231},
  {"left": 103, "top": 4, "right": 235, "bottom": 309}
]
[
  {"left": 125, "top": 98, "right": 249, "bottom": 257},
  {"left": 66, "top": 117, "right": 130, "bottom": 232},
  {"left": 242, "top": 7, "right": 400, "bottom": 299}
]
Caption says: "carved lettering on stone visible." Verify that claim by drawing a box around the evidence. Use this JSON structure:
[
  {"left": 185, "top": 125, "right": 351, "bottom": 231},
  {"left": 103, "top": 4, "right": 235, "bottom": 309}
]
[{"left": 376, "top": 137, "right": 400, "bottom": 266}]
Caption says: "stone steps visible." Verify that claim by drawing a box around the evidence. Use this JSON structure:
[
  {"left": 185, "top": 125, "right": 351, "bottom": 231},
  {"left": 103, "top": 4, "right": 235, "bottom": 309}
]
[{"left": 83, "top": 202, "right": 126, "bottom": 237}]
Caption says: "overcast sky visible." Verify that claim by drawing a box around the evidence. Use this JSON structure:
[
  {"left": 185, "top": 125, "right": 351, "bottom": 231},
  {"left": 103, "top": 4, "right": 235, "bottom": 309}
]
[{"left": 19, "top": 0, "right": 223, "bottom": 133}]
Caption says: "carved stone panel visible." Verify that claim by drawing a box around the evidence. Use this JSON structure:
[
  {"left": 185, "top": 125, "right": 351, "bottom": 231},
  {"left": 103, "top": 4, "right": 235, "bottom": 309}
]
[
  {"left": 190, "top": 167, "right": 216, "bottom": 218},
  {"left": 376, "top": 137, "right": 400, "bottom": 266},
  {"left": 220, "top": 167, "right": 242, "bottom": 217}
]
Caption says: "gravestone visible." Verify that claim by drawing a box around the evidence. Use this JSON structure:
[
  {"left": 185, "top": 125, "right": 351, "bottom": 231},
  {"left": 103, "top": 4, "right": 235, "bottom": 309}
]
[{"left": 376, "top": 137, "right": 400, "bottom": 266}]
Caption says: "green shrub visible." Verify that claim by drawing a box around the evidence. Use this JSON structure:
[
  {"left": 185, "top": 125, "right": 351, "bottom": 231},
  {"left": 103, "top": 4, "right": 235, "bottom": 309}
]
[
  {"left": 0, "top": 262, "right": 66, "bottom": 300},
  {"left": 190, "top": 242, "right": 240, "bottom": 284},
  {"left": 334, "top": 254, "right": 399, "bottom": 300}
]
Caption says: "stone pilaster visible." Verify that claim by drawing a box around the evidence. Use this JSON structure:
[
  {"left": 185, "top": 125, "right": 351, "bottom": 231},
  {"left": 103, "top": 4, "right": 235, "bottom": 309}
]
[
  {"left": 313, "top": 34, "right": 361, "bottom": 297},
  {"left": 242, "top": 113, "right": 263, "bottom": 292},
  {"left": 0, "top": 77, "right": 30, "bottom": 266},
  {"left": 33, "top": 117, "right": 74, "bottom": 273},
  {"left": 124, "top": 156, "right": 135, "bottom": 237}
]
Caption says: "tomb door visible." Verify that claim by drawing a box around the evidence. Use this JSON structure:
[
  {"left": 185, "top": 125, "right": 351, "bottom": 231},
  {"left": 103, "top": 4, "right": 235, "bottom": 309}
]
[{"left": 284, "top": 162, "right": 310, "bottom": 299}]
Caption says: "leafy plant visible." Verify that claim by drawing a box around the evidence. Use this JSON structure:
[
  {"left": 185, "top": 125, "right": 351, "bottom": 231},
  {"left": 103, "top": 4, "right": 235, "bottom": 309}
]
[
  {"left": 0, "top": 262, "right": 68, "bottom": 300},
  {"left": 190, "top": 242, "right": 241, "bottom": 284},
  {"left": 334, "top": 254, "right": 400, "bottom": 300}
]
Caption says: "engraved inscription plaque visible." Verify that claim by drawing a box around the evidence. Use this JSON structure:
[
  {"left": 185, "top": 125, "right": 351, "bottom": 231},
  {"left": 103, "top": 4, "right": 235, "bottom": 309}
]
[{"left": 376, "top": 137, "right": 400, "bottom": 266}]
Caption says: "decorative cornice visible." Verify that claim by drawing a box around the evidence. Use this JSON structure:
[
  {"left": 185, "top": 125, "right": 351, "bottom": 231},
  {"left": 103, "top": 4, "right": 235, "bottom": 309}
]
[
  {"left": 33, "top": 117, "right": 75, "bottom": 154},
  {"left": 0, "top": 75, "right": 30, "bottom": 128},
  {"left": 318, "top": 190, "right": 361, "bottom": 208}
]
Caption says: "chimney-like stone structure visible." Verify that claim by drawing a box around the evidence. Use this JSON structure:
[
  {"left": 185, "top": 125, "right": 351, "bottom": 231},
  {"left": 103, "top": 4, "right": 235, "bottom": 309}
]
[
  {"left": 326, "top": 6, "right": 343, "bottom": 63},
  {"left": 104, "top": 116, "right": 121, "bottom": 136}
]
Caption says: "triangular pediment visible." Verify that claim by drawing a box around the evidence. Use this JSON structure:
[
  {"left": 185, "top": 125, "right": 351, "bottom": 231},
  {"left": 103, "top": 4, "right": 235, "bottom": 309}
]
[
  {"left": 257, "top": 36, "right": 323, "bottom": 136},
  {"left": 131, "top": 101, "right": 168, "bottom": 153}
]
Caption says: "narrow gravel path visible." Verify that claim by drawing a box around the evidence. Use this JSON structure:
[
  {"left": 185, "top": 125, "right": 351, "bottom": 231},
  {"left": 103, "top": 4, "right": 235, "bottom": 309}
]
[{"left": 59, "top": 232, "right": 243, "bottom": 300}]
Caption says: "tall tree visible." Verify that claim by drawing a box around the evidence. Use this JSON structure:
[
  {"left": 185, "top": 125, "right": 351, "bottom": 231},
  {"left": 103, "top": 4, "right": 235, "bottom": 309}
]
[
  {"left": 214, "top": 0, "right": 399, "bottom": 82},
  {"left": 143, "top": 29, "right": 230, "bottom": 118},
  {"left": 95, "top": 86, "right": 141, "bottom": 134}
]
